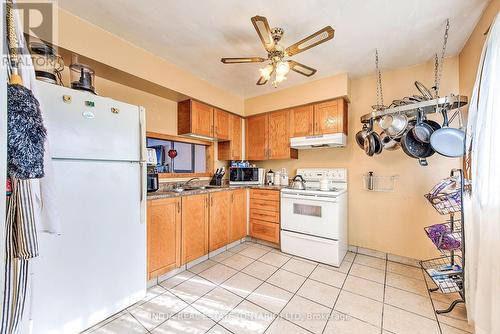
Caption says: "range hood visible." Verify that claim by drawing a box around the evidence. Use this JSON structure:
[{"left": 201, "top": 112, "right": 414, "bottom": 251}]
[{"left": 290, "top": 133, "right": 346, "bottom": 149}]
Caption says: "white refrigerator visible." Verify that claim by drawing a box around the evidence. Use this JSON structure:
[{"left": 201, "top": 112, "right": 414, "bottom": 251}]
[{"left": 30, "top": 81, "right": 147, "bottom": 334}]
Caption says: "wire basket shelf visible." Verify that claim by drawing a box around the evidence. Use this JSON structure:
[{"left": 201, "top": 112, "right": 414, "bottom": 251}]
[
  {"left": 424, "top": 190, "right": 462, "bottom": 215},
  {"left": 421, "top": 256, "right": 463, "bottom": 294},
  {"left": 424, "top": 220, "right": 462, "bottom": 254}
]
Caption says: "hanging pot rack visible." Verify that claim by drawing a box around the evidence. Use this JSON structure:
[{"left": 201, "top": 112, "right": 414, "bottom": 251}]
[{"left": 360, "top": 94, "right": 468, "bottom": 124}]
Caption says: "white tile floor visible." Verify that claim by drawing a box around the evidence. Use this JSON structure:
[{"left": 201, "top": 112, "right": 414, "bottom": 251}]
[{"left": 83, "top": 241, "right": 472, "bottom": 334}]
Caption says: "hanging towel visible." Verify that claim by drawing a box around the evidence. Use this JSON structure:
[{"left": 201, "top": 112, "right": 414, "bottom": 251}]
[
  {"left": 7, "top": 84, "right": 47, "bottom": 179},
  {"left": 1, "top": 178, "right": 38, "bottom": 334}
]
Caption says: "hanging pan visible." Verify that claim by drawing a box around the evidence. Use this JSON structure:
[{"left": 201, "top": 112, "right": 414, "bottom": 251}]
[
  {"left": 412, "top": 109, "right": 435, "bottom": 143},
  {"left": 430, "top": 109, "right": 465, "bottom": 157},
  {"left": 401, "top": 120, "right": 435, "bottom": 166}
]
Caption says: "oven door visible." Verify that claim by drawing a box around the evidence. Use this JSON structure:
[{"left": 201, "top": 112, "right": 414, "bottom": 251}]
[{"left": 281, "top": 192, "right": 341, "bottom": 240}]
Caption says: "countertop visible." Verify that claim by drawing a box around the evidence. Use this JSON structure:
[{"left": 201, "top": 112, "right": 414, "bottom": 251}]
[{"left": 147, "top": 184, "right": 286, "bottom": 200}]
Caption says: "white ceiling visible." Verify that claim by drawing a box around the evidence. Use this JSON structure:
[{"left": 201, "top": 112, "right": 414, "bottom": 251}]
[{"left": 59, "top": 0, "right": 487, "bottom": 98}]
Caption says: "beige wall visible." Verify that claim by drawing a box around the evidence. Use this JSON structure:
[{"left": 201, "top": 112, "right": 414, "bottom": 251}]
[
  {"left": 254, "top": 57, "right": 461, "bottom": 260},
  {"left": 459, "top": 0, "right": 500, "bottom": 99}
]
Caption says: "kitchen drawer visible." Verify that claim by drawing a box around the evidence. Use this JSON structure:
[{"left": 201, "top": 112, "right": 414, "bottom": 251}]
[
  {"left": 250, "top": 219, "right": 280, "bottom": 244},
  {"left": 250, "top": 189, "right": 280, "bottom": 201},
  {"left": 250, "top": 209, "right": 279, "bottom": 223},
  {"left": 250, "top": 199, "right": 280, "bottom": 212}
]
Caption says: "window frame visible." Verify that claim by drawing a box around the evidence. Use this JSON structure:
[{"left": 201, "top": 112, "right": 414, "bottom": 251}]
[{"left": 146, "top": 132, "right": 214, "bottom": 179}]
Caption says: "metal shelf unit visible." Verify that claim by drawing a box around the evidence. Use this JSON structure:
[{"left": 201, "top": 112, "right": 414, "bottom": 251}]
[{"left": 420, "top": 169, "right": 467, "bottom": 314}]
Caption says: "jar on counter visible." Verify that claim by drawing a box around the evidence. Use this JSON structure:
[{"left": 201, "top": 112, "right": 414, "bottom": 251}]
[{"left": 274, "top": 171, "right": 281, "bottom": 186}]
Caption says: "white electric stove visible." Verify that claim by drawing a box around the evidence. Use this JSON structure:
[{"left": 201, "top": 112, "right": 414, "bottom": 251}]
[{"left": 280, "top": 168, "right": 348, "bottom": 267}]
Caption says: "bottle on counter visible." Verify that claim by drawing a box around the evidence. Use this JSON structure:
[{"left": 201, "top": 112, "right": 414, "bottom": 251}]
[{"left": 280, "top": 168, "right": 289, "bottom": 187}]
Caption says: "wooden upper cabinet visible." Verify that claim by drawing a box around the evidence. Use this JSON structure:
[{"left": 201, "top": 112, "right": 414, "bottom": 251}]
[
  {"left": 313, "top": 98, "right": 348, "bottom": 135},
  {"left": 214, "top": 108, "right": 230, "bottom": 141},
  {"left": 289, "top": 105, "right": 314, "bottom": 137},
  {"left": 178, "top": 100, "right": 214, "bottom": 138},
  {"left": 181, "top": 194, "right": 209, "bottom": 265},
  {"left": 218, "top": 114, "right": 242, "bottom": 161},
  {"left": 209, "top": 191, "right": 230, "bottom": 251},
  {"left": 229, "top": 188, "right": 247, "bottom": 243},
  {"left": 230, "top": 115, "right": 242, "bottom": 160},
  {"left": 147, "top": 198, "right": 181, "bottom": 279},
  {"left": 268, "top": 110, "right": 297, "bottom": 160},
  {"left": 245, "top": 114, "right": 269, "bottom": 160}
]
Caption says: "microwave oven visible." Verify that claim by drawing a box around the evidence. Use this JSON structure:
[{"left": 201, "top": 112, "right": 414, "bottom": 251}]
[{"left": 229, "top": 167, "right": 265, "bottom": 185}]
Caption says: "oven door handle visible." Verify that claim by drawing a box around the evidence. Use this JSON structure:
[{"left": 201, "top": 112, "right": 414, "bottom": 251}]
[{"left": 281, "top": 193, "right": 338, "bottom": 203}]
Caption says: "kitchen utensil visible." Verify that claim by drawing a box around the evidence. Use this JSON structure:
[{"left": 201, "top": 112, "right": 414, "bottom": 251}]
[
  {"left": 364, "top": 132, "right": 376, "bottom": 156},
  {"left": 430, "top": 109, "right": 465, "bottom": 157},
  {"left": 291, "top": 175, "right": 306, "bottom": 190},
  {"left": 146, "top": 148, "right": 158, "bottom": 165},
  {"left": 367, "top": 171, "right": 374, "bottom": 190},
  {"left": 401, "top": 120, "right": 435, "bottom": 166},
  {"left": 380, "top": 131, "right": 400, "bottom": 151},
  {"left": 29, "top": 40, "right": 64, "bottom": 84},
  {"left": 69, "top": 55, "right": 96, "bottom": 94},
  {"left": 412, "top": 109, "right": 434, "bottom": 143},
  {"left": 379, "top": 114, "right": 408, "bottom": 138},
  {"left": 415, "top": 81, "right": 433, "bottom": 100},
  {"left": 266, "top": 169, "right": 274, "bottom": 185},
  {"left": 355, "top": 123, "right": 370, "bottom": 149}
]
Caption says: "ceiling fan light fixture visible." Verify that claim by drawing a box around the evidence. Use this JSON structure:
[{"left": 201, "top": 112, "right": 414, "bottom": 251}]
[
  {"left": 275, "top": 61, "right": 290, "bottom": 76},
  {"left": 259, "top": 64, "right": 274, "bottom": 80}
]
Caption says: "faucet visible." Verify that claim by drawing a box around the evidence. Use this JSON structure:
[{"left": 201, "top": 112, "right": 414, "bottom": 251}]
[{"left": 180, "top": 177, "right": 200, "bottom": 188}]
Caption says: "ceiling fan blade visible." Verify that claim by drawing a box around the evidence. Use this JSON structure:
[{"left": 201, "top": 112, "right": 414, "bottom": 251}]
[
  {"left": 221, "top": 57, "right": 266, "bottom": 64},
  {"left": 251, "top": 15, "right": 275, "bottom": 52},
  {"left": 288, "top": 60, "right": 317, "bottom": 77},
  {"left": 285, "top": 26, "right": 334, "bottom": 56}
]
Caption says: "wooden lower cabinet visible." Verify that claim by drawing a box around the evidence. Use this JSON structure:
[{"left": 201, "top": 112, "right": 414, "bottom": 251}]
[
  {"left": 181, "top": 194, "right": 209, "bottom": 265},
  {"left": 250, "top": 219, "right": 280, "bottom": 243},
  {"left": 209, "top": 191, "right": 231, "bottom": 251},
  {"left": 147, "top": 198, "right": 181, "bottom": 280},
  {"left": 249, "top": 189, "right": 280, "bottom": 244},
  {"left": 229, "top": 188, "right": 247, "bottom": 243}
]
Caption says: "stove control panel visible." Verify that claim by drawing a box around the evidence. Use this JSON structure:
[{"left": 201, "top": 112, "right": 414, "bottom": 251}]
[{"left": 296, "top": 168, "right": 348, "bottom": 182}]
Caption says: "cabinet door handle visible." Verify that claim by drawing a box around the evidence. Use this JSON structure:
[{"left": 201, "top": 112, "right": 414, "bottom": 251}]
[
  {"left": 177, "top": 201, "right": 180, "bottom": 213},
  {"left": 211, "top": 197, "right": 213, "bottom": 206}
]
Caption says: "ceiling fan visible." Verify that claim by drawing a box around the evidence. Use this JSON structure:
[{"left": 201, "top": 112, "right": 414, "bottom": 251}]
[{"left": 221, "top": 15, "right": 334, "bottom": 87}]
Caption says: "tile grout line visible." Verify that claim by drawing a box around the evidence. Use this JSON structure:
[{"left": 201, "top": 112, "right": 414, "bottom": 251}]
[
  {"left": 213, "top": 249, "right": 294, "bottom": 333},
  {"left": 264, "top": 259, "right": 320, "bottom": 334},
  {"left": 380, "top": 252, "right": 389, "bottom": 334},
  {"left": 320, "top": 252, "right": 356, "bottom": 334}
]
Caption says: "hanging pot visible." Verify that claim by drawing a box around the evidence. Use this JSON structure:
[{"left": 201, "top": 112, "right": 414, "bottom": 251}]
[
  {"left": 412, "top": 109, "right": 435, "bottom": 143},
  {"left": 364, "top": 132, "right": 382, "bottom": 156},
  {"left": 379, "top": 114, "right": 408, "bottom": 138},
  {"left": 401, "top": 120, "right": 435, "bottom": 166},
  {"left": 380, "top": 131, "right": 400, "bottom": 151},
  {"left": 430, "top": 109, "right": 465, "bottom": 157},
  {"left": 355, "top": 123, "right": 370, "bottom": 149}
]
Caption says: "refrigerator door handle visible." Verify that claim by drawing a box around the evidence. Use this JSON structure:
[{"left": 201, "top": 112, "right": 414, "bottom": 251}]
[
  {"left": 140, "top": 161, "right": 146, "bottom": 224},
  {"left": 139, "top": 106, "right": 146, "bottom": 162}
]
